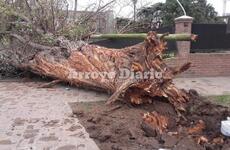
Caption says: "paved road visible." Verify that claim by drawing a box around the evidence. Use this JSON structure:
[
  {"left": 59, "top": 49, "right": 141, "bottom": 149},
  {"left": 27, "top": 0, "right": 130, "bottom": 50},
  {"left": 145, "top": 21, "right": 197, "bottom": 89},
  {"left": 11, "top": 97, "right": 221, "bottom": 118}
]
[{"left": 0, "top": 77, "right": 230, "bottom": 150}]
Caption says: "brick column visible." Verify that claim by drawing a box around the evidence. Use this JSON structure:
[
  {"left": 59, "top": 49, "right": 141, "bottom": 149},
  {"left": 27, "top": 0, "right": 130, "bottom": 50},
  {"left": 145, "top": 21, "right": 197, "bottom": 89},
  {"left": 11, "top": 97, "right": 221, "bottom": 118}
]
[{"left": 175, "top": 16, "right": 193, "bottom": 58}]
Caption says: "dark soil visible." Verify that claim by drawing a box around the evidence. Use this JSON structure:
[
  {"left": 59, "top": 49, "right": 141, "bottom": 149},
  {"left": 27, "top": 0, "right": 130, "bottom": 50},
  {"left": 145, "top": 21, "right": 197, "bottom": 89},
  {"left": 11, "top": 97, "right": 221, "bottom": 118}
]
[{"left": 69, "top": 90, "right": 230, "bottom": 150}]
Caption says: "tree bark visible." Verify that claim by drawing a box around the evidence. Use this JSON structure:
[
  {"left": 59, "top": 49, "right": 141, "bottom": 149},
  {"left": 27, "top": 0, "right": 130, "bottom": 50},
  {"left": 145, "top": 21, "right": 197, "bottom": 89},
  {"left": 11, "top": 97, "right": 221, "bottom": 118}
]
[{"left": 6, "top": 31, "right": 192, "bottom": 112}]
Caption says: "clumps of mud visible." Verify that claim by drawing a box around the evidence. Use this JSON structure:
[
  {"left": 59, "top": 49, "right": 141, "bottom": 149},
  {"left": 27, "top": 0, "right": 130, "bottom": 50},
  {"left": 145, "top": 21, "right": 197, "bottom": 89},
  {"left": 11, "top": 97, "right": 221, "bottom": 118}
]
[{"left": 70, "top": 90, "right": 230, "bottom": 150}]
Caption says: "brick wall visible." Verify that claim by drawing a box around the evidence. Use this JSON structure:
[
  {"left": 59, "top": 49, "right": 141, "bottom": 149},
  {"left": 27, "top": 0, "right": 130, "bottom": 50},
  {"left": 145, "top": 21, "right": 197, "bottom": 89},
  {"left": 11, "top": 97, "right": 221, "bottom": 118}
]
[
  {"left": 175, "top": 16, "right": 193, "bottom": 58},
  {"left": 173, "top": 16, "right": 230, "bottom": 77},
  {"left": 165, "top": 53, "right": 230, "bottom": 77}
]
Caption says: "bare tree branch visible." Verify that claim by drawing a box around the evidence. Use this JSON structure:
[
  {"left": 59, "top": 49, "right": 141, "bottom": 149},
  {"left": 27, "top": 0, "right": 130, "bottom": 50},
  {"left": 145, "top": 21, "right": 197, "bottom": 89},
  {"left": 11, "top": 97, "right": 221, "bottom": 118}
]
[
  {"left": 10, "top": 34, "right": 53, "bottom": 50},
  {"left": 78, "top": 0, "right": 115, "bottom": 25}
]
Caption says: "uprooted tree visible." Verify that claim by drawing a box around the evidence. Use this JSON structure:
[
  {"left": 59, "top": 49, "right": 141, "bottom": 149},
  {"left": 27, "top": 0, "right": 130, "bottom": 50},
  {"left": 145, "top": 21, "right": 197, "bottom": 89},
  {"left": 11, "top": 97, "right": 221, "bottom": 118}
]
[{"left": 1, "top": 0, "right": 197, "bottom": 134}]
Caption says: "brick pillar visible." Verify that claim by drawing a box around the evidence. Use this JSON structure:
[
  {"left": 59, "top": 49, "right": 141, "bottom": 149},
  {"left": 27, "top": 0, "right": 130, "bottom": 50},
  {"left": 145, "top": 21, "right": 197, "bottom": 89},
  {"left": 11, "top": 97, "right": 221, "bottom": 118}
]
[{"left": 175, "top": 16, "right": 193, "bottom": 58}]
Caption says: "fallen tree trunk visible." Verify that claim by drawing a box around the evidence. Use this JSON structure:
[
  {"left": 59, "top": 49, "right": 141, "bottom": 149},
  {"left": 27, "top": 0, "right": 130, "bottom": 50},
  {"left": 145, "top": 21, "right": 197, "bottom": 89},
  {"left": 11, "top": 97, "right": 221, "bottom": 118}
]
[{"left": 4, "top": 31, "right": 194, "bottom": 112}]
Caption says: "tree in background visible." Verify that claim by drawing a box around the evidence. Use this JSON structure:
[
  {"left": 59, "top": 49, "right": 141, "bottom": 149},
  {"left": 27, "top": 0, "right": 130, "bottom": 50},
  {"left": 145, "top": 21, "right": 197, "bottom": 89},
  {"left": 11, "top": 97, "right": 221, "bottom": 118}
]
[
  {"left": 137, "top": 0, "right": 223, "bottom": 27},
  {"left": 0, "top": 0, "right": 115, "bottom": 45},
  {"left": 137, "top": 2, "right": 163, "bottom": 29}
]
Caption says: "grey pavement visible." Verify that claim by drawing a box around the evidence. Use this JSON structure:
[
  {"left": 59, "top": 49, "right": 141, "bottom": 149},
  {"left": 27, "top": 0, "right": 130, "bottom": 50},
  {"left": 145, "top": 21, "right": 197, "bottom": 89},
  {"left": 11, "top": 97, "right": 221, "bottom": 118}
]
[
  {"left": 0, "top": 77, "right": 230, "bottom": 150},
  {"left": 174, "top": 77, "right": 230, "bottom": 96},
  {"left": 0, "top": 81, "right": 108, "bottom": 150}
]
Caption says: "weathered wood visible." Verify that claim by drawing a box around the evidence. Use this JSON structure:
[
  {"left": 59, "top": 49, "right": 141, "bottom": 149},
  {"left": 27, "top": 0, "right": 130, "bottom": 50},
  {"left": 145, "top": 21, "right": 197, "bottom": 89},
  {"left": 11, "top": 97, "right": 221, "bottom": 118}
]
[{"left": 5, "top": 31, "right": 191, "bottom": 112}]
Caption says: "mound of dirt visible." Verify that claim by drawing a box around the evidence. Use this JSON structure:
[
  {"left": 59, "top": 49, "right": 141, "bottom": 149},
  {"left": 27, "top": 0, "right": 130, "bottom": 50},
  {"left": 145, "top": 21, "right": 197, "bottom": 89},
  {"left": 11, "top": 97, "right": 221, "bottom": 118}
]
[{"left": 70, "top": 90, "right": 230, "bottom": 150}]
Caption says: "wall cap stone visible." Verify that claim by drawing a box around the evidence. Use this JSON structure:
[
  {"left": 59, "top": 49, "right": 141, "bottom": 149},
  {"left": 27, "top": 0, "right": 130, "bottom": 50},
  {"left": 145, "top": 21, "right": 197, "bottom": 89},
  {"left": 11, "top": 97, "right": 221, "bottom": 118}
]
[{"left": 175, "top": 15, "right": 194, "bottom": 23}]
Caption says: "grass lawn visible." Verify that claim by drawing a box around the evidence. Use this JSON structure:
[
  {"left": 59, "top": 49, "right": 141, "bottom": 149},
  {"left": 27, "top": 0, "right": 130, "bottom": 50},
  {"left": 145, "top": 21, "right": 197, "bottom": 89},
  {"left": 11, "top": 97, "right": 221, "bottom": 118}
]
[{"left": 207, "top": 95, "right": 230, "bottom": 107}]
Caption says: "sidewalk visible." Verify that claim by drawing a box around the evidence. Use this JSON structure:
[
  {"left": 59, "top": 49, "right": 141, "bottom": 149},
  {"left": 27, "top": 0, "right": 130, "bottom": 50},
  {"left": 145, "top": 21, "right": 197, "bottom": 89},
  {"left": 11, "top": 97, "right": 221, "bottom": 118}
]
[
  {"left": 174, "top": 77, "right": 230, "bottom": 96},
  {"left": 0, "top": 77, "right": 229, "bottom": 150},
  {"left": 0, "top": 81, "right": 108, "bottom": 150}
]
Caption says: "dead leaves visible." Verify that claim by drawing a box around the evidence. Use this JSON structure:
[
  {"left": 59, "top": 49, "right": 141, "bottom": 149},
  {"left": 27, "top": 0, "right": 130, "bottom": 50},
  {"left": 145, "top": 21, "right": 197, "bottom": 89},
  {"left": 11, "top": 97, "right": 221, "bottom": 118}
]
[{"left": 143, "top": 111, "right": 168, "bottom": 134}]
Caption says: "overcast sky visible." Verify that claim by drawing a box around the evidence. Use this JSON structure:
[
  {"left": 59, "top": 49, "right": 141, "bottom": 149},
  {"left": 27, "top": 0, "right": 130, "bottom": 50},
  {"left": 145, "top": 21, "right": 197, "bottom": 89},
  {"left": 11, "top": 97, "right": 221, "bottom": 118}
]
[{"left": 68, "top": 0, "right": 230, "bottom": 18}]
